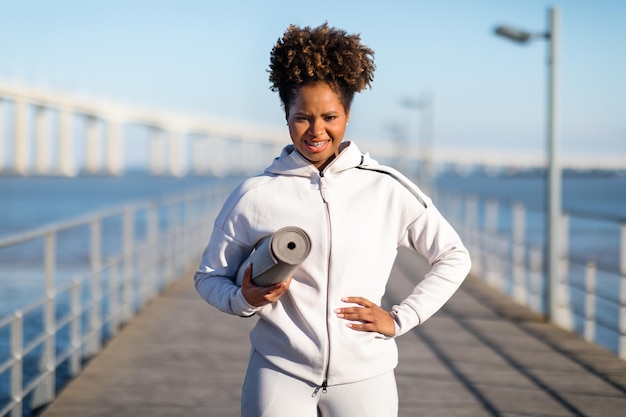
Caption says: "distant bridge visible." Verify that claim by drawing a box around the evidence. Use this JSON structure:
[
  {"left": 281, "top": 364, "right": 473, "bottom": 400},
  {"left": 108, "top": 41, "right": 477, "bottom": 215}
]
[
  {"left": 1, "top": 81, "right": 623, "bottom": 177},
  {"left": 0, "top": 81, "right": 287, "bottom": 177}
]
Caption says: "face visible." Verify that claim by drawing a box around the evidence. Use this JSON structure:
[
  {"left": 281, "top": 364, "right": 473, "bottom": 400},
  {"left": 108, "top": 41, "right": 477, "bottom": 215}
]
[{"left": 287, "top": 82, "right": 350, "bottom": 170}]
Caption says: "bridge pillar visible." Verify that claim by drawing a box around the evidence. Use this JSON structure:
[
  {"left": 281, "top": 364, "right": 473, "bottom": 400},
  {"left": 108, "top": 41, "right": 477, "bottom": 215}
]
[
  {"left": 106, "top": 119, "right": 123, "bottom": 175},
  {"left": 35, "top": 106, "right": 51, "bottom": 174},
  {"left": 14, "top": 97, "right": 29, "bottom": 175},
  {"left": 85, "top": 116, "right": 102, "bottom": 175},
  {"left": 190, "top": 133, "right": 210, "bottom": 176},
  {"left": 58, "top": 107, "right": 76, "bottom": 176},
  {"left": 149, "top": 127, "right": 167, "bottom": 175},
  {"left": 209, "top": 134, "right": 225, "bottom": 176},
  {"left": 167, "top": 129, "right": 185, "bottom": 177}
]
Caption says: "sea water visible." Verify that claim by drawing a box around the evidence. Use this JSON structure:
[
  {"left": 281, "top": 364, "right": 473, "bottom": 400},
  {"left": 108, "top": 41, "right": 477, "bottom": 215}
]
[{"left": 1, "top": 171, "right": 625, "bottom": 316}]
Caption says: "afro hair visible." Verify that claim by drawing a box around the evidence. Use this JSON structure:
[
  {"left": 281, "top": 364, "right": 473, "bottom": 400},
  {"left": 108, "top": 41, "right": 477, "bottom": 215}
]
[{"left": 269, "top": 23, "right": 375, "bottom": 117}]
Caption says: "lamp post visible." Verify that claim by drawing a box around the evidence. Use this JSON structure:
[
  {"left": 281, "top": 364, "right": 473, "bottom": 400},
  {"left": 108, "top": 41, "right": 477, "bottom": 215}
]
[
  {"left": 495, "top": 7, "right": 561, "bottom": 321},
  {"left": 399, "top": 93, "right": 434, "bottom": 195}
]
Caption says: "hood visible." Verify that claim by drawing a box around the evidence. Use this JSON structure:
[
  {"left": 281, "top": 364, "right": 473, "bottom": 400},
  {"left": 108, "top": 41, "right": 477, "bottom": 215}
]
[{"left": 264, "top": 141, "right": 379, "bottom": 178}]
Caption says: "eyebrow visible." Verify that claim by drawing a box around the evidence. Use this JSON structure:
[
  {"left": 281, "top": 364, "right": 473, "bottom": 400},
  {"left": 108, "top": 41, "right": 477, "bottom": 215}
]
[{"left": 291, "top": 110, "right": 340, "bottom": 117}]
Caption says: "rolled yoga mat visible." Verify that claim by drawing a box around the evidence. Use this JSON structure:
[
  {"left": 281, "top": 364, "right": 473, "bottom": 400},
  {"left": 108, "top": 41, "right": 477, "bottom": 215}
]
[{"left": 236, "top": 226, "right": 311, "bottom": 287}]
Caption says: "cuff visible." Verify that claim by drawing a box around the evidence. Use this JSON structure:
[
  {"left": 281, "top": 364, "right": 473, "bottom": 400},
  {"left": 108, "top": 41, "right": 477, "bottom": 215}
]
[
  {"left": 231, "top": 288, "right": 260, "bottom": 317},
  {"left": 390, "top": 303, "right": 422, "bottom": 337}
]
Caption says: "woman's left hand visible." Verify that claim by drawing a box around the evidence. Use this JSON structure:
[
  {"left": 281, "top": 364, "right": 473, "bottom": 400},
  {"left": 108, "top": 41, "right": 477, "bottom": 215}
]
[{"left": 334, "top": 297, "right": 395, "bottom": 337}]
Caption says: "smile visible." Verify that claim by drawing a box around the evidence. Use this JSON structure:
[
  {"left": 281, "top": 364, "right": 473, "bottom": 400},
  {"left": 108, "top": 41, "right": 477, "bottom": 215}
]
[
  {"left": 308, "top": 141, "right": 328, "bottom": 148},
  {"left": 303, "top": 139, "right": 331, "bottom": 152}
]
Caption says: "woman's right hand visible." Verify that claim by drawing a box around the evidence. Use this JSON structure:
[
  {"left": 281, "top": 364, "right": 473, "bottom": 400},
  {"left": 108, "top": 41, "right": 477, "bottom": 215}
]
[{"left": 241, "top": 263, "right": 292, "bottom": 307}]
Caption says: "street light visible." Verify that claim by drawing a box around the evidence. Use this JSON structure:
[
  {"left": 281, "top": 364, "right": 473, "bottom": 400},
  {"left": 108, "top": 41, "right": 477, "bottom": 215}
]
[
  {"left": 494, "top": 8, "right": 561, "bottom": 322},
  {"left": 494, "top": 25, "right": 549, "bottom": 43},
  {"left": 399, "top": 94, "right": 434, "bottom": 195}
]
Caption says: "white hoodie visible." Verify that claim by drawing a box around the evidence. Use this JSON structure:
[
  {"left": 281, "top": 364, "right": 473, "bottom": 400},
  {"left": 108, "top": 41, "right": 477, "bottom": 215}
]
[{"left": 194, "top": 141, "right": 471, "bottom": 387}]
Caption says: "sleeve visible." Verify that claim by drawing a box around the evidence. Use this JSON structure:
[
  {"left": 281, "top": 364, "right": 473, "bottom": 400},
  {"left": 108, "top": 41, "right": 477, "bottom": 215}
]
[
  {"left": 390, "top": 203, "right": 472, "bottom": 337},
  {"left": 193, "top": 216, "right": 261, "bottom": 318}
]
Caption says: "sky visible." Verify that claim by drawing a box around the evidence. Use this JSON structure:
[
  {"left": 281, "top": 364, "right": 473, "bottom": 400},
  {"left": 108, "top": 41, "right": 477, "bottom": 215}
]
[{"left": 1, "top": 0, "right": 625, "bottom": 166}]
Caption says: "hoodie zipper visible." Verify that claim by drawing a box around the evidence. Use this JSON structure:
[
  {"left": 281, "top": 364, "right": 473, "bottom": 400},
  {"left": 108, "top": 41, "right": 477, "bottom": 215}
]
[{"left": 314, "top": 170, "right": 331, "bottom": 396}]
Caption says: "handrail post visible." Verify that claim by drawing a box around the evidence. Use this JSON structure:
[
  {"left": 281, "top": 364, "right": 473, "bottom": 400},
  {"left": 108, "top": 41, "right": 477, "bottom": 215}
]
[
  {"left": 108, "top": 260, "right": 120, "bottom": 336},
  {"left": 167, "top": 202, "right": 179, "bottom": 283},
  {"left": 530, "top": 247, "right": 544, "bottom": 314},
  {"left": 174, "top": 201, "right": 182, "bottom": 276},
  {"left": 45, "top": 233, "right": 56, "bottom": 396},
  {"left": 32, "top": 232, "right": 57, "bottom": 408},
  {"left": 553, "top": 214, "right": 572, "bottom": 330},
  {"left": 464, "top": 196, "right": 479, "bottom": 276},
  {"left": 10, "top": 311, "right": 23, "bottom": 417},
  {"left": 70, "top": 279, "right": 82, "bottom": 376},
  {"left": 147, "top": 204, "right": 159, "bottom": 299},
  {"left": 183, "top": 196, "right": 193, "bottom": 267},
  {"left": 584, "top": 261, "right": 596, "bottom": 343},
  {"left": 123, "top": 208, "right": 135, "bottom": 319},
  {"left": 85, "top": 219, "right": 102, "bottom": 356},
  {"left": 484, "top": 200, "right": 499, "bottom": 288},
  {"left": 512, "top": 203, "right": 527, "bottom": 303},
  {"left": 618, "top": 222, "right": 626, "bottom": 360}
]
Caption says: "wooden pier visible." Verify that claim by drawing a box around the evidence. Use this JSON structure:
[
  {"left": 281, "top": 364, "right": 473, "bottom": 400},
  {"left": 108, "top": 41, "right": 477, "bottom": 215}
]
[{"left": 39, "top": 250, "right": 626, "bottom": 417}]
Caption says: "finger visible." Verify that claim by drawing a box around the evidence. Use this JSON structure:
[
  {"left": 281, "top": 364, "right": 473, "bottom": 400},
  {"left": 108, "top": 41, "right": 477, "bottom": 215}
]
[
  {"left": 341, "top": 296, "right": 374, "bottom": 307},
  {"left": 345, "top": 322, "right": 376, "bottom": 331},
  {"left": 337, "top": 306, "right": 373, "bottom": 314},
  {"left": 335, "top": 303, "right": 378, "bottom": 318},
  {"left": 335, "top": 308, "right": 374, "bottom": 323},
  {"left": 242, "top": 263, "right": 254, "bottom": 287},
  {"left": 266, "top": 274, "right": 291, "bottom": 292},
  {"left": 266, "top": 282, "right": 288, "bottom": 298},
  {"left": 258, "top": 275, "right": 292, "bottom": 302}
]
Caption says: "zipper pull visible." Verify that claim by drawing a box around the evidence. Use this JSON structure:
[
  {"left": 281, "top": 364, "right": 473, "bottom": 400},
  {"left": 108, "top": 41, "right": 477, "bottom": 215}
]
[{"left": 311, "top": 380, "right": 328, "bottom": 397}]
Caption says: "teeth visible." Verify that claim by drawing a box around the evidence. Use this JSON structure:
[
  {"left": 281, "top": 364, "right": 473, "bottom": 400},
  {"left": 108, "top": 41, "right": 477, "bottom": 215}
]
[{"left": 310, "top": 141, "right": 326, "bottom": 148}]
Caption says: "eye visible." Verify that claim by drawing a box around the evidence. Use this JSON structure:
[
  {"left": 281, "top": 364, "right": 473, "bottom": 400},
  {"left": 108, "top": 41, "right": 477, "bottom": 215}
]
[{"left": 324, "top": 115, "right": 337, "bottom": 121}]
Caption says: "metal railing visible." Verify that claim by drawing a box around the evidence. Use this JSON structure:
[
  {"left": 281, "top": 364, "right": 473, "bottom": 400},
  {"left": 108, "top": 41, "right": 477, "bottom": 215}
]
[
  {"left": 439, "top": 191, "right": 626, "bottom": 360},
  {"left": 0, "top": 183, "right": 233, "bottom": 417}
]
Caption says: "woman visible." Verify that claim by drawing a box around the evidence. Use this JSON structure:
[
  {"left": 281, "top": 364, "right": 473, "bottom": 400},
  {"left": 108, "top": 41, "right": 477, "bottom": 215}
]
[{"left": 194, "top": 23, "right": 471, "bottom": 417}]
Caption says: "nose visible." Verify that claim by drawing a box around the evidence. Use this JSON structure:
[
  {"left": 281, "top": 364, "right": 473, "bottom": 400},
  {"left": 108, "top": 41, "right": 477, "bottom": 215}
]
[{"left": 308, "top": 119, "right": 324, "bottom": 138}]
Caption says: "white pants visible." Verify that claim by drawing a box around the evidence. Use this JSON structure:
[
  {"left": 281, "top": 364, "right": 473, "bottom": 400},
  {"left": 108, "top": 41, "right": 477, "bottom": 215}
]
[{"left": 241, "top": 349, "right": 398, "bottom": 417}]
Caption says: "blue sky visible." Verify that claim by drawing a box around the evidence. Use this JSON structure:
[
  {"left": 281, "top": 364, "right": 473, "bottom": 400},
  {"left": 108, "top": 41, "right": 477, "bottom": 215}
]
[{"left": 1, "top": 0, "right": 625, "bottom": 163}]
